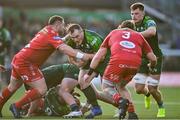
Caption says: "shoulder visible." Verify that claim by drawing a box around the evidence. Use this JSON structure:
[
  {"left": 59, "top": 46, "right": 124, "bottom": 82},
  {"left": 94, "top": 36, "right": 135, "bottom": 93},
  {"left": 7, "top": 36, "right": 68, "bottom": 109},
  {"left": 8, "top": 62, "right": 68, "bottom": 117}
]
[
  {"left": 144, "top": 16, "right": 156, "bottom": 27},
  {"left": 85, "top": 29, "right": 103, "bottom": 38},
  {"left": 42, "top": 26, "right": 59, "bottom": 38}
]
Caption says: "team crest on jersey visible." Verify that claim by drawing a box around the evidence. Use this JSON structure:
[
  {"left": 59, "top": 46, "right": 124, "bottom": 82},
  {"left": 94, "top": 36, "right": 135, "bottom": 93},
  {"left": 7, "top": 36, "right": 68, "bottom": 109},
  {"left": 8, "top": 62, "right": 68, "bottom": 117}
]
[
  {"left": 85, "top": 44, "right": 90, "bottom": 49},
  {"left": 53, "top": 36, "right": 62, "bottom": 41},
  {"left": 119, "top": 41, "right": 135, "bottom": 49}
]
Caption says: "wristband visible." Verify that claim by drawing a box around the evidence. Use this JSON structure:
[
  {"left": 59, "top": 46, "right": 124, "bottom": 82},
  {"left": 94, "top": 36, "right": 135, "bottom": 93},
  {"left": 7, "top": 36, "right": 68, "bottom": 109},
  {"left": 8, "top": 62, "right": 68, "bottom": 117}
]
[
  {"left": 87, "top": 68, "right": 95, "bottom": 75},
  {"left": 76, "top": 52, "right": 84, "bottom": 59}
]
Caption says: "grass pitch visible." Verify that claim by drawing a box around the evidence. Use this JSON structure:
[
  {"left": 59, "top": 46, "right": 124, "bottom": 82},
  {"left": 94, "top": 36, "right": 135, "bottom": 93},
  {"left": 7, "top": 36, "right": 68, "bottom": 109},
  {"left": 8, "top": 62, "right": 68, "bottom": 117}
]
[{"left": 1, "top": 86, "right": 180, "bottom": 119}]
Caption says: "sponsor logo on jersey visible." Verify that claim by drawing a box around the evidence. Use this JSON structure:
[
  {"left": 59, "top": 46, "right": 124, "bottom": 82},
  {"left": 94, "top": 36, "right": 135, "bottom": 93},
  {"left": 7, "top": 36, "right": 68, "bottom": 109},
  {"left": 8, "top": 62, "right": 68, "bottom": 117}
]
[
  {"left": 91, "top": 38, "right": 97, "bottom": 46},
  {"left": 53, "top": 36, "right": 62, "bottom": 40},
  {"left": 119, "top": 40, "right": 135, "bottom": 49}
]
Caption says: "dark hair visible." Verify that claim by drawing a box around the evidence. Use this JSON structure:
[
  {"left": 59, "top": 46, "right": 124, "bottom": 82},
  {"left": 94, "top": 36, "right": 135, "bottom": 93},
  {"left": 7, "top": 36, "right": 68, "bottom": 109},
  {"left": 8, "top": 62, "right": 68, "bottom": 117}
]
[
  {"left": 130, "top": 2, "right": 145, "bottom": 11},
  {"left": 118, "top": 20, "right": 135, "bottom": 30},
  {"left": 66, "top": 23, "right": 82, "bottom": 33},
  {"left": 48, "top": 15, "right": 64, "bottom": 25}
]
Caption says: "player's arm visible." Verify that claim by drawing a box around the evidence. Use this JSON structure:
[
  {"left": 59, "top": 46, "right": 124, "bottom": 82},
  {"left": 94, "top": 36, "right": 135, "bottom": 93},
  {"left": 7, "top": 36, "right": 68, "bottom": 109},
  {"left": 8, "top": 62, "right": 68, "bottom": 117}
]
[
  {"left": 140, "top": 20, "right": 157, "bottom": 38},
  {"left": 141, "top": 34, "right": 157, "bottom": 67},
  {"left": 146, "top": 52, "right": 157, "bottom": 68},
  {"left": 141, "top": 26, "right": 156, "bottom": 38},
  {"left": 82, "top": 47, "right": 107, "bottom": 89},
  {"left": 89, "top": 32, "right": 111, "bottom": 70},
  {"left": 61, "top": 34, "right": 70, "bottom": 41},
  {"left": 58, "top": 44, "right": 91, "bottom": 61},
  {"left": 89, "top": 47, "right": 107, "bottom": 71},
  {"left": 68, "top": 56, "right": 87, "bottom": 68}
]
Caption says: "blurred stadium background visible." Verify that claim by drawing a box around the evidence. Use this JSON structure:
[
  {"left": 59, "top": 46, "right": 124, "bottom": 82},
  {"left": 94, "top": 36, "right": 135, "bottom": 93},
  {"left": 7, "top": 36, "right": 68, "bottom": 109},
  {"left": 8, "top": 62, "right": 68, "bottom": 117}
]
[{"left": 0, "top": 0, "right": 180, "bottom": 119}]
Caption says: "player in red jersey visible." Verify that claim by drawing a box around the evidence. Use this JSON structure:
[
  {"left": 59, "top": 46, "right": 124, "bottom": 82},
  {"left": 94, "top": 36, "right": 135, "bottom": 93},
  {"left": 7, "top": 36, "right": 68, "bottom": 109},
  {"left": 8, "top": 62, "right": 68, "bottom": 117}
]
[
  {"left": 84, "top": 20, "right": 157, "bottom": 119},
  {"left": 0, "top": 15, "right": 91, "bottom": 118}
]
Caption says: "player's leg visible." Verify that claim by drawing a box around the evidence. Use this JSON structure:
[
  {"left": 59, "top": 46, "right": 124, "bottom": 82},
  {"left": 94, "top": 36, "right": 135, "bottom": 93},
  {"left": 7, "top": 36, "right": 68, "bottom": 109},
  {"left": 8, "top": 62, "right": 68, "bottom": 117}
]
[
  {"left": 78, "top": 69, "right": 88, "bottom": 89},
  {"left": 78, "top": 69, "right": 102, "bottom": 119},
  {"left": 91, "top": 82, "right": 117, "bottom": 106},
  {"left": 0, "top": 65, "right": 23, "bottom": 117},
  {"left": 59, "top": 78, "right": 82, "bottom": 118},
  {"left": 147, "top": 74, "right": 165, "bottom": 117},
  {"left": 10, "top": 66, "right": 47, "bottom": 118},
  {"left": 102, "top": 79, "right": 129, "bottom": 119},
  {"left": 93, "top": 81, "right": 136, "bottom": 118},
  {"left": 117, "top": 86, "right": 138, "bottom": 119},
  {"left": 147, "top": 56, "right": 165, "bottom": 118},
  {"left": 117, "top": 68, "right": 139, "bottom": 119},
  {"left": 0, "top": 77, "right": 22, "bottom": 117},
  {"left": 133, "top": 73, "right": 151, "bottom": 109}
]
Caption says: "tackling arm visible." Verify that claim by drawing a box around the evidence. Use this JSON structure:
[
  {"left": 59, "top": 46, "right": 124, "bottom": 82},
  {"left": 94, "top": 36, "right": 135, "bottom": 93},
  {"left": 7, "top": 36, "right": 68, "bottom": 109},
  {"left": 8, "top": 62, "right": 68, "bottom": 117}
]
[
  {"left": 90, "top": 47, "right": 107, "bottom": 70},
  {"left": 58, "top": 44, "right": 90, "bottom": 61}
]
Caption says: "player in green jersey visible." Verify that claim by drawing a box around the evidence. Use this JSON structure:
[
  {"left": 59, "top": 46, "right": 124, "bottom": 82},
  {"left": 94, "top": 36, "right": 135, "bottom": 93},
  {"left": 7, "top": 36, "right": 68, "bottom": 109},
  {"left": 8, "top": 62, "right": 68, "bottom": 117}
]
[
  {"left": 130, "top": 2, "right": 165, "bottom": 118},
  {"left": 24, "top": 63, "right": 104, "bottom": 118},
  {"left": 23, "top": 64, "right": 79, "bottom": 117},
  {"left": 62, "top": 23, "right": 103, "bottom": 118},
  {"left": 0, "top": 17, "right": 11, "bottom": 92},
  {"left": 65, "top": 23, "right": 139, "bottom": 119},
  {"left": 0, "top": 18, "right": 11, "bottom": 66}
]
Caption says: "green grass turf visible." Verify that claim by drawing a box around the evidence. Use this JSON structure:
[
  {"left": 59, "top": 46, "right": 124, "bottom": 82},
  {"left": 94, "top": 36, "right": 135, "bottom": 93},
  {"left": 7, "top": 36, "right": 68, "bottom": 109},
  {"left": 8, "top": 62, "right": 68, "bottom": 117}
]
[{"left": 1, "top": 86, "right": 180, "bottom": 119}]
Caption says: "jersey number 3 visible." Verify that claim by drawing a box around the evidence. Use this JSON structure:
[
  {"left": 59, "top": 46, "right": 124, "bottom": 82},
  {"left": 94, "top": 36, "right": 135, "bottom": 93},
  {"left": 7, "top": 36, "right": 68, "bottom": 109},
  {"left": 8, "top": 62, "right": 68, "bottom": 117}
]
[{"left": 122, "top": 31, "right": 130, "bottom": 39}]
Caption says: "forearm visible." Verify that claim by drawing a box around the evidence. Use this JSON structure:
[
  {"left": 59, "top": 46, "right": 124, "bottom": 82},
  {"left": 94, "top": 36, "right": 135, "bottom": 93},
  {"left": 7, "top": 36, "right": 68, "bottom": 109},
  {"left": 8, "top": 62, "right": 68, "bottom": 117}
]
[
  {"left": 90, "top": 57, "right": 101, "bottom": 69},
  {"left": 68, "top": 56, "right": 86, "bottom": 68},
  {"left": 141, "top": 27, "right": 156, "bottom": 38},
  {"left": 147, "top": 52, "right": 157, "bottom": 67},
  {"left": 90, "top": 48, "right": 107, "bottom": 69},
  {"left": 58, "top": 44, "right": 85, "bottom": 60}
]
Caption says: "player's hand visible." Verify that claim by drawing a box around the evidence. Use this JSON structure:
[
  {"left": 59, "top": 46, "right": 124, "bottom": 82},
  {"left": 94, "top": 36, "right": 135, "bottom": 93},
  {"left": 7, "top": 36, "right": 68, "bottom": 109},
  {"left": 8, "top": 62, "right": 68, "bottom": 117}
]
[
  {"left": 147, "top": 63, "right": 157, "bottom": 74},
  {"left": 80, "top": 74, "right": 91, "bottom": 89},
  {"left": 83, "top": 74, "right": 90, "bottom": 83},
  {"left": 0, "top": 65, "right": 6, "bottom": 72},
  {"left": 82, "top": 53, "right": 93, "bottom": 61}
]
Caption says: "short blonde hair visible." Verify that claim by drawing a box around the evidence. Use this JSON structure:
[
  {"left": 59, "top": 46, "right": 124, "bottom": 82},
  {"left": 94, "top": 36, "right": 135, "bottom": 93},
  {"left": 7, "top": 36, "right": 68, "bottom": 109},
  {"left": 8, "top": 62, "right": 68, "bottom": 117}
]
[
  {"left": 130, "top": 2, "right": 145, "bottom": 11},
  {"left": 48, "top": 15, "right": 64, "bottom": 25},
  {"left": 118, "top": 20, "right": 135, "bottom": 30}
]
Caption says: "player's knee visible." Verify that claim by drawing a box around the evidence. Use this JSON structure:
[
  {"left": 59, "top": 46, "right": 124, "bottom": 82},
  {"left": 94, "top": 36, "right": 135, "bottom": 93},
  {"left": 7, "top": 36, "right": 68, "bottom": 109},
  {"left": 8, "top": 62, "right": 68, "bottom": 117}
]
[
  {"left": 8, "top": 83, "right": 22, "bottom": 92},
  {"left": 147, "top": 85, "right": 157, "bottom": 94},
  {"left": 103, "top": 87, "right": 116, "bottom": 96},
  {"left": 135, "top": 87, "right": 144, "bottom": 94}
]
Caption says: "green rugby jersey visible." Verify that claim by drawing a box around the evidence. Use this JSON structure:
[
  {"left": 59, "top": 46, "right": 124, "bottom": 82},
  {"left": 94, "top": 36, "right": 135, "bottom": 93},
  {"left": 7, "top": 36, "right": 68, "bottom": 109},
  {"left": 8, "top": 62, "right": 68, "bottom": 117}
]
[
  {"left": 0, "top": 27, "right": 11, "bottom": 52},
  {"left": 67, "top": 29, "right": 103, "bottom": 53},
  {"left": 67, "top": 29, "right": 110, "bottom": 72},
  {"left": 0, "top": 27, "right": 11, "bottom": 64},
  {"left": 44, "top": 87, "right": 70, "bottom": 116},
  {"left": 135, "top": 16, "right": 163, "bottom": 57},
  {"left": 42, "top": 64, "right": 79, "bottom": 89}
]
